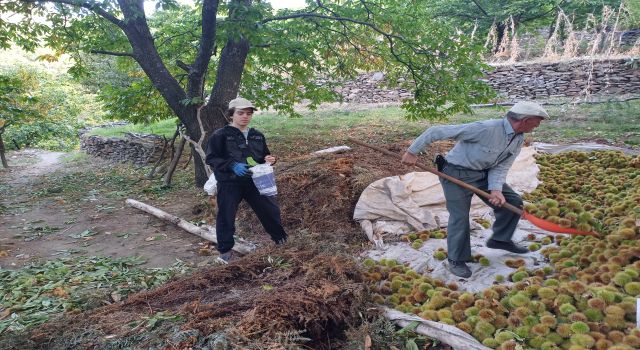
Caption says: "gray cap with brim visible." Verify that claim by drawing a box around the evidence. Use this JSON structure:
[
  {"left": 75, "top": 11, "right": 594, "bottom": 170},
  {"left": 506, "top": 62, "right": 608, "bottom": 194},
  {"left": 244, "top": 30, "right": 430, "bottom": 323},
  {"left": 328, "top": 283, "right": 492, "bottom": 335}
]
[{"left": 509, "top": 101, "right": 549, "bottom": 119}]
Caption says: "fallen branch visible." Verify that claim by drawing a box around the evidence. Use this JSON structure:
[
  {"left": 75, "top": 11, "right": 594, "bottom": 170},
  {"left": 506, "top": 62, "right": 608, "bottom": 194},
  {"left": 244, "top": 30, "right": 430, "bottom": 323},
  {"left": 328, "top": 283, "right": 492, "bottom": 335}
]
[
  {"left": 383, "top": 307, "right": 491, "bottom": 350},
  {"left": 126, "top": 198, "right": 253, "bottom": 255}
]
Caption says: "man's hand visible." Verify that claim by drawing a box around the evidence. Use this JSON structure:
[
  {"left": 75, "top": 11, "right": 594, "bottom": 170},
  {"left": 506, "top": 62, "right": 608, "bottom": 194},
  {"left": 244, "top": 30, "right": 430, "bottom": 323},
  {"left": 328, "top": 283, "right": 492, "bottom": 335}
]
[
  {"left": 265, "top": 155, "right": 276, "bottom": 164},
  {"left": 489, "top": 190, "right": 506, "bottom": 207},
  {"left": 401, "top": 151, "right": 418, "bottom": 166}
]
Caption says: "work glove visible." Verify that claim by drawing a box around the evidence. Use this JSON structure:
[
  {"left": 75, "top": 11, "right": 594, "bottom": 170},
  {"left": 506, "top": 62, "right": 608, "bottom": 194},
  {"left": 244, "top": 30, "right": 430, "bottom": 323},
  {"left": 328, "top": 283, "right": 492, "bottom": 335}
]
[{"left": 231, "top": 162, "right": 250, "bottom": 177}]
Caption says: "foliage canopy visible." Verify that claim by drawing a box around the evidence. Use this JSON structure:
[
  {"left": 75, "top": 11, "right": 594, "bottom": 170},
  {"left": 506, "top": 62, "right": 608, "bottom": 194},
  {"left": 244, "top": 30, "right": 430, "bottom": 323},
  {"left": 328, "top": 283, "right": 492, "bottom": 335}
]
[{"left": 2, "top": 0, "right": 498, "bottom": 184}]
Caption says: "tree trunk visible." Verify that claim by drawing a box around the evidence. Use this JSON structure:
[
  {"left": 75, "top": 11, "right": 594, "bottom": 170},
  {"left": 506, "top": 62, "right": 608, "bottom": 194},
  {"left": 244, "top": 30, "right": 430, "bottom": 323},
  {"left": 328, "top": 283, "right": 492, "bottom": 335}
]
[
  {"left": 495, "top": 22, "right": 506, "bottom": 53},
  {"left": 163, "top": 136, "right": 186, "bottom": 187},
  {"left": 0, "top": 133, "right": 7, "bottom": 168},
  {"left": 183, "top": 105, "right": 227, "bottom": 187},
  {"left": 188, "top": 33, "right": 251, "bottom": 187}
]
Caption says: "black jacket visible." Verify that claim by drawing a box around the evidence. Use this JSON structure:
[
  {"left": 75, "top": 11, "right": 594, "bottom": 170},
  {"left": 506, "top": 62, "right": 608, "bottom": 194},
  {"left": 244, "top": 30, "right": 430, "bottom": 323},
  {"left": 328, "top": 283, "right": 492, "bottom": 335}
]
[{"left": 205, "top": 125, "right": 270, "bottom": 182}]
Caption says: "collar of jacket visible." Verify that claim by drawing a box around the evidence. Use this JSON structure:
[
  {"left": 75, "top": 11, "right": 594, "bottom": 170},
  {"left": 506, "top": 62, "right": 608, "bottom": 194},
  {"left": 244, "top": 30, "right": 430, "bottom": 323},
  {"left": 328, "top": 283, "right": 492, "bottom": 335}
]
[
  {"left": 224, "top": 125, "right": 257, "bottom": 136},
  {"left": 502, "top": 117, "right": 516, "bottom": 137}
]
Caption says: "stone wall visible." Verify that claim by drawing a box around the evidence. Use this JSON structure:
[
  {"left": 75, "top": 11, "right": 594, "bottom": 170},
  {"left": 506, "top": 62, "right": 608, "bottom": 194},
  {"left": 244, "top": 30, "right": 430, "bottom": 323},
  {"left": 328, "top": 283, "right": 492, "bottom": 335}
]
[
  {"left": 330, "top": 72, "right": 414, "bottom": 104},
  {"left": 80, "top": 131, "right": 166, "bottom": 165},
  {"left": 336, "top": 57, "right": 640, "bottom": 103},
  {"left": 485, "top": 58, "right": 640, "bottom": 99}
]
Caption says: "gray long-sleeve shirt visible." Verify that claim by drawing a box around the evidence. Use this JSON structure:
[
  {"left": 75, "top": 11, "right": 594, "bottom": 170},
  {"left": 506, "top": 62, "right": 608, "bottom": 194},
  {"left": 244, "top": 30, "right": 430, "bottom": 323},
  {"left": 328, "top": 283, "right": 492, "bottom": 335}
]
[{"left": 408, "top": 118, "right": 523, "bottom": 191}]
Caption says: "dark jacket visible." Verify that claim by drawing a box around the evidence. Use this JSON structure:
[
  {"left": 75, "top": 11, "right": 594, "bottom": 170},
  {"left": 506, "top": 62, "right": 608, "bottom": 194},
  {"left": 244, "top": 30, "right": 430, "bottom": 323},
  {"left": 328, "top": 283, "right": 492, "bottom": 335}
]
[{"left": 205, "top": 125, "right": 270, "bottom": 182}]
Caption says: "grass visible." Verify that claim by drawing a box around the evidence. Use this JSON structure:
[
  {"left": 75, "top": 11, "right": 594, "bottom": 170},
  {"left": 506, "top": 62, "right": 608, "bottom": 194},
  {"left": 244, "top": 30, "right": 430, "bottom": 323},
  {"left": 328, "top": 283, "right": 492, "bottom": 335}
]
[
  {"left": 60, "top": 151, "right": 91, "bottom": 164},
  {"left": 28, "top": 158, "right": 193, "bottom": 202},
  {"left": 250, "top": 100, "right": 640, "bottom": 154},
  {"left": 81, "top": 100, "right": 639, "bottom": 155},
  {"left": 87, "top": 118, "right": 179, "bottom": 138}
]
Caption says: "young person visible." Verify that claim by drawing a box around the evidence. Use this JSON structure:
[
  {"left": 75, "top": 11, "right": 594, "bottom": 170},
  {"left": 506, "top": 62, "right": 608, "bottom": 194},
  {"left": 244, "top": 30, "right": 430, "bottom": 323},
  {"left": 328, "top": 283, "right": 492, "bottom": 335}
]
[{"left": 205, "top": 97, "right": 287, "bottom": 263}]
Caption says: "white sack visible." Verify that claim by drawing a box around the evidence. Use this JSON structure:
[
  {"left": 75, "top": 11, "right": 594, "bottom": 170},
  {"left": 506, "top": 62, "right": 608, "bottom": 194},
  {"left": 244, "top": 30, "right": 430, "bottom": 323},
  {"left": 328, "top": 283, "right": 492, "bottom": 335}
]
[
  {"left": 353, "top": 146, "right": 540, "bottom": 236},
  {"left": 203, "top": 173, "right": 218, "bottom": 195}
]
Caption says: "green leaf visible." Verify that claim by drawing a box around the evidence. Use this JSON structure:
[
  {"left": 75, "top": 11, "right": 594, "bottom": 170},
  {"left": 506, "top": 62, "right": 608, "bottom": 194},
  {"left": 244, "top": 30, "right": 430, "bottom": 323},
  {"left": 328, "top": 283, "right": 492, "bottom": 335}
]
[
  {"left": 405, "top": 338, "right": 419, "bottom": 350},
  {"left": 396, "top": 320, "right": 420, "bottom": 335}
]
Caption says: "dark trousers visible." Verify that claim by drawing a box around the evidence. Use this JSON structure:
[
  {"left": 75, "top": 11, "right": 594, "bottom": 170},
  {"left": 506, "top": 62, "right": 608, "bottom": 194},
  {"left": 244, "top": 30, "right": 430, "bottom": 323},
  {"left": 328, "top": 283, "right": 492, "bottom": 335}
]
[
  {"left": 216, "top": 180, "right": 287, "bottom": 253},
  {"left": 439, "top": 163, "right": 523, "bottom": 262}
]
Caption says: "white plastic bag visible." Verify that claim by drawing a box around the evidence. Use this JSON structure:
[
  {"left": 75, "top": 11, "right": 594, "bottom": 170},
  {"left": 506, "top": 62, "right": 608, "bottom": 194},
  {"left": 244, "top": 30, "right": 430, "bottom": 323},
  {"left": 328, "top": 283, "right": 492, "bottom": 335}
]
[
  {"left": 203, "top": 173, "right": 218, "bottom": 195},
  {"left": 251, "top": 163, "right": 277, "bottom": 196}
]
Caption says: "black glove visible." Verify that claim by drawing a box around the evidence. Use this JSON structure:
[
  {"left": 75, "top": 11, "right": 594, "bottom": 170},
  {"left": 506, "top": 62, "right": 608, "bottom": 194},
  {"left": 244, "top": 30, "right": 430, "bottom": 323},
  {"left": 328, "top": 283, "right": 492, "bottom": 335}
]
[{"left": 435, "top": 155, "right": 447, "bottom": 172}]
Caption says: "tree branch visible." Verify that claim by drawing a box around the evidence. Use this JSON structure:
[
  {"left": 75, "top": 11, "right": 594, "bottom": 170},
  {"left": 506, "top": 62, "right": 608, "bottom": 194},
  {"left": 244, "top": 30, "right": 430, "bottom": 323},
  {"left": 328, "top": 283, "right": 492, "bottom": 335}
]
[
  {"left": 470, "top": 0, "right": 489, "bottom": 16},
  {"left": 22, "top": 0, "right": 125, "bottom": 29},
  {"left": 90, "top": 49, "right": 134, "bottom": 57},
  {"left": 179, "top": 105, "right": 211, "bottom": 177},
  {"left": 519, "top": 2, "right": 566, "bottom": 24},
  {"left": 358, "top": 0, "right": 373, "bottom": 21},
  {"left": 156, "top": 28, "right": 199, "bottom": 49},
  {"left": 262, "top": 13, "right": 404, "bottom": 42},
  {"left": 176, "top": 60, "right": 191, "bottom": 72},
  {"left": 262, "top": 3, "right": 421, "bottom": 88},
  {"left": 186, "top": 0, "right": 219, "bottom": 99}
]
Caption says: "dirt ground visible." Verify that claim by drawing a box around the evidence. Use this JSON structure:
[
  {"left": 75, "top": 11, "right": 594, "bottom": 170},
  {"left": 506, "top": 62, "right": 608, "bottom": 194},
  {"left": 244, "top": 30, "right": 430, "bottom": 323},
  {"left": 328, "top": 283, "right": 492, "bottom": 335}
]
[
  {"left": 1, "top": 142, "right": 437, "bottom": 268},
  {"left": 0, "top": 149, "right": 218, "bottom": 270},
  {"left": 0, "top": 138, "right": 459, "bottom": 349}
]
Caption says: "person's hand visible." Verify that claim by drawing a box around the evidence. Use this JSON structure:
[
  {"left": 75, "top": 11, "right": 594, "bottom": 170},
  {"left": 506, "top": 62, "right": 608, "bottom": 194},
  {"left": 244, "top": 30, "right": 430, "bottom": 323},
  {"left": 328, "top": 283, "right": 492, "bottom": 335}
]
[
  {"left": 231, "top": 162, "right": 250, "bottom": 176},
  {"left": 489, "top": 190, "right": 506, "bottom": 207},
  {"left": 401, "top": 151, "right": 418, "bottom": 166},
  {"left": 265, "top": 155, "right": 276, "bottom": 165}
]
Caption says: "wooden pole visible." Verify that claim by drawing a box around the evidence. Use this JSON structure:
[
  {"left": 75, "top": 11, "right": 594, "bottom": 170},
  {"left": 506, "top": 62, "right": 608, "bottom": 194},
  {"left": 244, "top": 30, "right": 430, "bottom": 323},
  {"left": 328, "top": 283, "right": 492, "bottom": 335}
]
[
  {"left": 126, "top": 198, "right": 253, "bottom": 255},
  {"left": 347, "top": 137, "right": 523, "bottom": 215}
]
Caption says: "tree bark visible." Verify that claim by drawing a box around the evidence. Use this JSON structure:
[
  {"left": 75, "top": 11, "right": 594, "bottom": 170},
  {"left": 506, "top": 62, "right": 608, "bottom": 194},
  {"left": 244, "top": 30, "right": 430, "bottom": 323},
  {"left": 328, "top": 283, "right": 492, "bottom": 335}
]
[
  {"left": 32, "top": 0, "right": 252, "bottom": 187},
  {"left": 0, "top": 133, "right": 8, "bottom": 168},
  {"left": 188, "top": 30, "right": 251, "bottom": 186},
  {"left": 116, "top": 0, "right": 188, "bottom": 118},
  {"left": 495, "top": 22, "right": 506, "bottom": 53}
]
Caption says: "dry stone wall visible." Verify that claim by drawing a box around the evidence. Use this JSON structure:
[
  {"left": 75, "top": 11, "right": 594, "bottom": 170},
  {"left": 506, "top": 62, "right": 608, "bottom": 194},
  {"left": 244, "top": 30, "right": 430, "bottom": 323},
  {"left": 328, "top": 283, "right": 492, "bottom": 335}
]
[
  {"left": 485, "top": 58, "right": 640, "bottom": 99},
  {"left": 329, "top": 72, "right": 414, "bottom": 104},
  {"left": 80, "top": 131, "right": 166, "bottom": 165},
  {"left": 336, "top": 58, "right": 639, "bottom": 103}
]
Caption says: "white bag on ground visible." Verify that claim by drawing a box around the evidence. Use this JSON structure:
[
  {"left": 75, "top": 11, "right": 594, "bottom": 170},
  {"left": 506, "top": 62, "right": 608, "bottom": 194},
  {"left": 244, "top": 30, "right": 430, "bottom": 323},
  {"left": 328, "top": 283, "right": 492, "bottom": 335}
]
[
  {"left": 203, "top": 173, "right": 218, "bottom": 195},
  {"left": 251, "top": 163, "right": 277, "bottom": 196}
]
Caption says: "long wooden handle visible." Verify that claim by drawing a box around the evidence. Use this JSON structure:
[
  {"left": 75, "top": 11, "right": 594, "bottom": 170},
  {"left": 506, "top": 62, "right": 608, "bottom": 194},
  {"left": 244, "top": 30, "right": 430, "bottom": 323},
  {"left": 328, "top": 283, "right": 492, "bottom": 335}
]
[{"left": 347, "top": 137, "right": 524, "bottom": 216}]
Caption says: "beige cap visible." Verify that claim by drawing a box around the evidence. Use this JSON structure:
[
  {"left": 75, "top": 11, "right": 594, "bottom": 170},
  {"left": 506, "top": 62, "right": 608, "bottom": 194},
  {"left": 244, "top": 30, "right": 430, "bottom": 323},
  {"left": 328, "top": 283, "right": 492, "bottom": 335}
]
[
  {"left": 228, "top": 97, "right": 256, "bottom": 110},
  {"left": 509, "top": 101, "right": 549, "bottom": 119}
]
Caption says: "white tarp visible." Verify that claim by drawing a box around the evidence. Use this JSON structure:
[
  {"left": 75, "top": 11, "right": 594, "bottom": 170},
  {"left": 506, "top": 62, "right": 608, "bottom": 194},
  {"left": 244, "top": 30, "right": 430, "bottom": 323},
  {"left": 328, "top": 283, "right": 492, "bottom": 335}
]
[
  {"left": 366, "top": 223, "right": 548, "bottom": 292},
  {"left": 354, "top": 146, "right": 540, "bottom": 245},
  {"left": 355, "top": 143, "right": 638, "bottom": 291},
  {"left": 533, "top": 141, "right": 640, "bottom": 155}
]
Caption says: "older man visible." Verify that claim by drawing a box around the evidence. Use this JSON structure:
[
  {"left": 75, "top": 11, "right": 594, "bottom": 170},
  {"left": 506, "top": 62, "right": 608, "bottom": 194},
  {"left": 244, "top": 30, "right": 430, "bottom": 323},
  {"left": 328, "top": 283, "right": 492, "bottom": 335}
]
[{"left": 401, "top": 101, "right": 548, "bottom": 278}]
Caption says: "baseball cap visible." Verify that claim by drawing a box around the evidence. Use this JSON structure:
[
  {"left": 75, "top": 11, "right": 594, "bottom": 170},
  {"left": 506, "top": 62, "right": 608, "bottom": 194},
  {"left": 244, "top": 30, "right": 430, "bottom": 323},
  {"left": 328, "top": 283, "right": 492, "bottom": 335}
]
[{"left": 228, "top": 97, "right": 256, "bottom": 110}]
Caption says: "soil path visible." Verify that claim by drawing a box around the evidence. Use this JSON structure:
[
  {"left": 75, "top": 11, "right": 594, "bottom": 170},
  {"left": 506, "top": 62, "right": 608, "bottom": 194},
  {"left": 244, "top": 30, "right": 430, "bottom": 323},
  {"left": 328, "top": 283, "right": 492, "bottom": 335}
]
[{"left": 0, "top": 149, "right": 212, "bottom": 269}]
